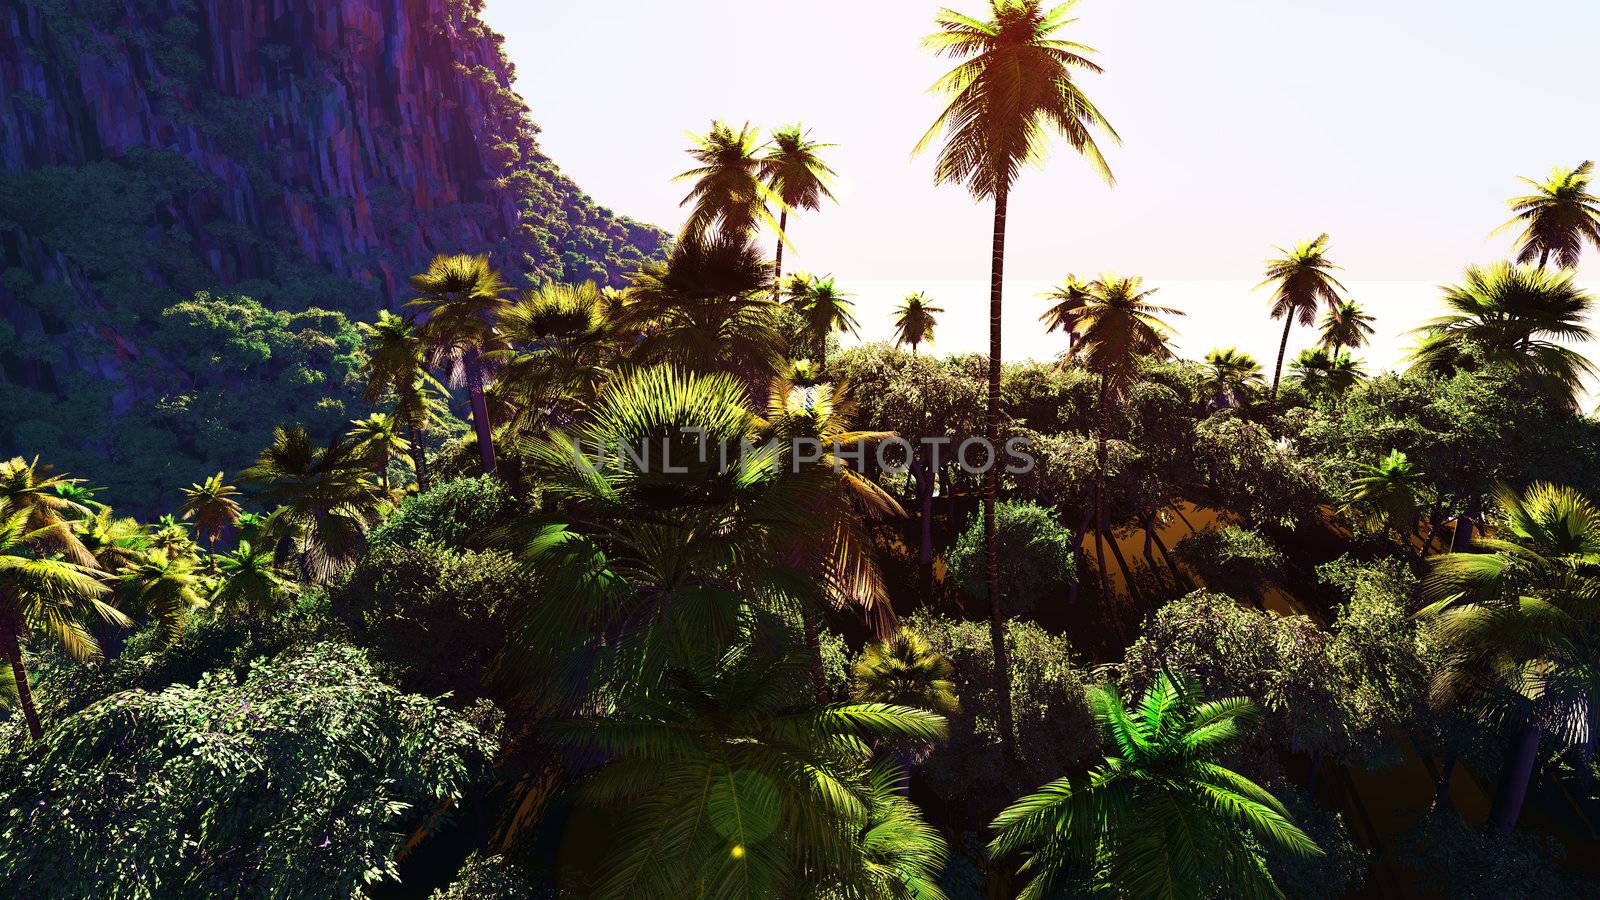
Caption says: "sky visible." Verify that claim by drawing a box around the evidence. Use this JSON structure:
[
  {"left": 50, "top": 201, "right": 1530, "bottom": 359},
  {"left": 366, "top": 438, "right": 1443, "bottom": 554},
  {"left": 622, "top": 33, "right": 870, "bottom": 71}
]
[{"left": 480, "top": 0, "right": 1600, "bottom": 367}]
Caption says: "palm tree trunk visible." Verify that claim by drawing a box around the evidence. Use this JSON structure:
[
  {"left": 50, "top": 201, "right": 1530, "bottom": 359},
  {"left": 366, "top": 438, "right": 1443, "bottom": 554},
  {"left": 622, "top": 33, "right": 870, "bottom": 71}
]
[
  {"left": 1490, "top": 720, "right": 1542, "bottom": 834},
  {"left": 802, "top": 604, "right": 828, "bottom": 702},
  {"left": 1142, "top": 512, "right": 1190, "bottom": 591},
  {"left": 1103, "top": 525, "right": 1145, "bottom": 612},
  {"left": 1069, "top": 507, "right": 1092, "bottom": 606},
  {"left": 465, "top": 347, "right": 497, "bottom": 475},
  {"left": 3, "top": 627, "right": 41, "bottom": 741},
  {"left": 1270, "top": 316, "right": 1294, "bottom": 399},
  {"left": 772, "top": 209, "right": 789, "bottom": 302},
  {"left": 983, "top": 186, "right": 1017, "bottom": 760},
  {"left": 915, "top": 457, "right": 935, "bottom": 587},
  {"left": 1539, "top": 247, "right": 1551, "bottom": 270}
]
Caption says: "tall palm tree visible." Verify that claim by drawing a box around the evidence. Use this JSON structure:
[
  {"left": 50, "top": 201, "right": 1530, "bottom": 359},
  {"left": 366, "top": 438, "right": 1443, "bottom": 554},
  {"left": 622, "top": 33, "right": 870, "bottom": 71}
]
[
  {"left": 845, "top": 761, "right": 951, "bottom": 899},
  {"left": 1495, "top": 161, "right": 1600, "bottom": 269},
  {"left": 551, "top": 641, "right": 946, "bottom": 898},
  {"left": 893, "top": 292, "right": 943, "bottom": 354},
  {"left": 0, "top": 456, "right": 96, "bottom": 567},
  {"left": 1201, "top": 347, "right": 1264, "bottom": 409},
  {"left": 73, "top": 507, "right": 149, "bottom": 573},
  {"left": 147, "top": 515, "right": 197, "bottom": 562},
  {"left": 117, "top": 551, "right": 206, "bottom": 645},
  {"left": 783, "top": 274, "right": 860, "bottom": 367},
  {"left": 676, "top": 121, "right": 778, "bottom": 242},
  {"left": 1259, "top": 235, "right": 1345, "bottom": 399},
  {"left": 239, "top": 425, "right": 382, "bottom": 583},
  {"left": 621, "top": 233, "right": 786, "bottom": 380},
  {"left": 1319, "top": 300, "right": 1375, "bottom": 352},
  {"left": 210, "top": 541, "right": 297, "bottom": 641},
  {"left": 358, "top": 310, "right": 441, "bottom": 492},
  {"left": 1040, "top": 275, "right": 1094, "bottom": 353},
  {"left": 346, "top": 414, "right": 411, "bottom": 495},
  {"left": 917, "top": 0, "right": 1117, "bottom": 759},
  {"left": 1290, "top": 347, "right": 1366, "bottom": 399},
  {"left": 178, "top": 472, "right": 242, "bottom": 551},
  {"left": 1071, "top": 275, "right": 1182, "bottom": 611},
  {"left": 0, "top": 499, "right": 125, "bottom": 740},
  {"left": 1420, "top": 483, "right": 1600, "bottom": 834},
  {"left": 989, "top": 674, "right": 1320, "bottom": 899},
  {"left": 1407, "top": 262, "right": 1596, "bottom": 409},
  {"left": 407, "top": 253, "right": 510, "bottom": 475},
  {"left": 759, "top": 124, "right": 837, "bottom": 296}
]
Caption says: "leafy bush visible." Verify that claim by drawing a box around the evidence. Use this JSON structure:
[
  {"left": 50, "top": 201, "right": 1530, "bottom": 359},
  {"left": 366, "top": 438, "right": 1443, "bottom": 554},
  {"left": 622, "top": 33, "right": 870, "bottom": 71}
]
[
  {"left": 1394, "top": 812, "right": 1594, "bottom": 898},
  {"left": 368, "top": 475, "right": 518, "bottom": 551},
  {"left": 907, "top": 611, "right": 1097, "bottom": 830},
  {"left": 430, "top": 853, "right": 544, "bottom": 899},
  {"left": 333, "top": 542, "right": 528, "bottom": 702},
  {"left": 945, "top": 501, "right": 1075, "bottom": 618},
  {"left": 0, "top": 643, "right": 498, "bottom": 897},
  {"left": 1173, "top": 524, "right": 1285, "bottom": 605},
  {"left": 1122, "top": 592, "right": 1371, "bottom": 767}
]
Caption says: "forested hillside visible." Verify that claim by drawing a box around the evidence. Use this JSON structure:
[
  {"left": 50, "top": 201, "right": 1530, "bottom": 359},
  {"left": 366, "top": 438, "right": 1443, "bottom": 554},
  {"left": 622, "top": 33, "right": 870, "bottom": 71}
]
[{"left": 0, "top": 0, "right": 666, "bottom": 510}]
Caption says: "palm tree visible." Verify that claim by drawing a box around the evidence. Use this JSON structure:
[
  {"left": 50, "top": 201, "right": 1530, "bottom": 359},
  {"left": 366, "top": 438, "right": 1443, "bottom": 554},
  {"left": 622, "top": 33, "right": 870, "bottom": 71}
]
[
  {"left": 117, "top": 551, "right": 206, "bottom": 645},
  {"left": 990, "top": 674, "right": 1320, "bottom": 899},
  {"left": 621, "top": 233, "right": 786, "bottom": 380},
  {"left": 346, "top": 414, "right": 411, "bottom": 495},
  {"left": 1407, "top": 262, "right": 1596, "bottom": 409},
  {"left": 178, "top": 472, "right": 242, "bottom": 551},
  {"left": 1259, "top": 234, "right": 1345, "bottom": 399},
  {"left": 1419, "top": 482, "right": 1600, "bottom": 834},
  {"left": 358, "top": 310, "right": 441, "bottom": 491},
  {"left": 844, "top": 761, "right": 951, "bottom": 899},
  {"left": 917, "top": 0, "right": 1117, "bottom": 759},
  {"left": 1290, "top": 347, "right": 1366, "bottom": 399},
  {"left": 1201, "top": 347, "right": 1264, "bottom": 409},
  {"left": 760, "top": 375, "right": 904, "bottom": 696},
  {"left": 1319, "top": 299, "right": 1375, "bottom": 352},
  {"left": 1041, "top": 275, "right": 1094, "bottom": 352},
  {"left": 676, "top": 121, "right": 778, "bottom": 241},
  {"left": 0, "top": 456, "right": 97, "bottom": 567},
  {"left": 851, "top": 630, "right": 960, "bottom": 717},
  {"left": 491, "top": 280, "right": 619, "bottom": 433},
  {"left": 893, "top": 292, "right": 943, "bottom": 354},
  {"left": 0, "top": 498, "right": 125, "bottom": 740},
  {"left": 1071, "top": 274, "right": 1182, "bottom": 612},
  {"left": 407, "top": 253, "right": 511, "bottom": 475},
  {"left": 147, "top": 515, "right": 198, "bottom": 562},
  {"left": 239, "top": 425, "right": 382, "bottom": 582},
  {"left": 1495, "top": 161, "right": 1600, "bottom": 269},
  {"left": 1345, "top": 449, "right": 1424, "bottom": 547},
  {"left": 551, "top": 642, "right": 946, "bottom": 898},
  {"left": 73, "top": 507, "right": 149, "bottom": 573},
  {"left": 210, "top": 541, "right": 297, "bottom": 640},
  {"left": 759, "top": 125, "right": 837, "bottom": 296},
  {"left": 783, "top": 274, "right": 860, "bottom": 367}
]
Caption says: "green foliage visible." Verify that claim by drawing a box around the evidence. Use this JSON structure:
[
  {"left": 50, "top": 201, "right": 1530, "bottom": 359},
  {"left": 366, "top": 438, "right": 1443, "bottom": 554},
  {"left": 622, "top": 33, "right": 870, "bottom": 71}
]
[
  {"left": 333, "top": 541, "right": 525, "bottom": 702},
  {"left": 1395, "top": 813, "right": 1595, "bottom": 898},
  {"left": 908, "top": 612, "right": 1098, "bottom": 829},
  {"left": 989, "top": 674, "right": 1320, "bottom": 900},
  {"left": 1172, "top": 525, "right": 1285, "bottom": 606},
  {"left": 0, "top": 642, "right": 497, "bottom": 897},
  {"left": 1123, "top": 593, "right": 1372, "bottom": 764},
  {"left": 368, "top": 474, "right": 518, "bottom": 551},
  {"left": 429, "top": 853, "right": 544, "bottom": 899},
  {"left": 946, "top": 501, "right": 1075, "bottom": 618}
]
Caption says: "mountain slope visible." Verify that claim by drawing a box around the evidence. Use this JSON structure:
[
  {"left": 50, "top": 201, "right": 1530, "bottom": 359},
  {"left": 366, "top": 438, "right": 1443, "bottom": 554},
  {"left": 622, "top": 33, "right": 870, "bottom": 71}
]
[{"left": 0, "top": 0, "right": 666, "bottom": 508}]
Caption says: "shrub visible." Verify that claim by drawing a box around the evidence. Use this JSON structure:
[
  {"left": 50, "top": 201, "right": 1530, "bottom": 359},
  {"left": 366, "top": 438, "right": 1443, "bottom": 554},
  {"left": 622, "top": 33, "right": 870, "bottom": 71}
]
[
  {"left": 1172, "top": 524, "right": 1285, "bottom": 605},
  {"left": 333, "top": 542, "right": 528, "bottom": 702},
  {"left": 430, "top": 853, "right": 544, "bottom": 899},
  {"left": 368, "top": 475, "right": 517, "bottom": 550},
  {"left": 0, "top": 643, "right": 498, "bottom": 897},
  {"left": 945, "top": 501, "right": 1075, "bottom": 618},
  {"left": 908, "top": 611, "right": 1097, "bottom": 830}
]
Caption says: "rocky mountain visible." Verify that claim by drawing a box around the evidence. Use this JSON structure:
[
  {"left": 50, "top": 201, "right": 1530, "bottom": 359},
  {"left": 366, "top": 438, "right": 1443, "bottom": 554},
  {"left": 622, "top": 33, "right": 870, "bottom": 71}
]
[{"left": 0, "top": 0, "right": 666, "bottom": 508}]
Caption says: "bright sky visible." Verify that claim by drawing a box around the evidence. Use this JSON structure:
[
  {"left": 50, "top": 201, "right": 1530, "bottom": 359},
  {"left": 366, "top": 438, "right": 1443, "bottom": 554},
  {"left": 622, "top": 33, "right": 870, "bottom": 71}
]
[{"left": 481, "top": 1, "right": 1600, "bottom": 368}]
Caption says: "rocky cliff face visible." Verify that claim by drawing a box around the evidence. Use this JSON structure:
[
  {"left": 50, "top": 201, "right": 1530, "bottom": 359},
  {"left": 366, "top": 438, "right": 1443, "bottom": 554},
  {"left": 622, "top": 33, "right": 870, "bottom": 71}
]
[{"left": 0, "top": 0, "right": 665, "bottom": 506}]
